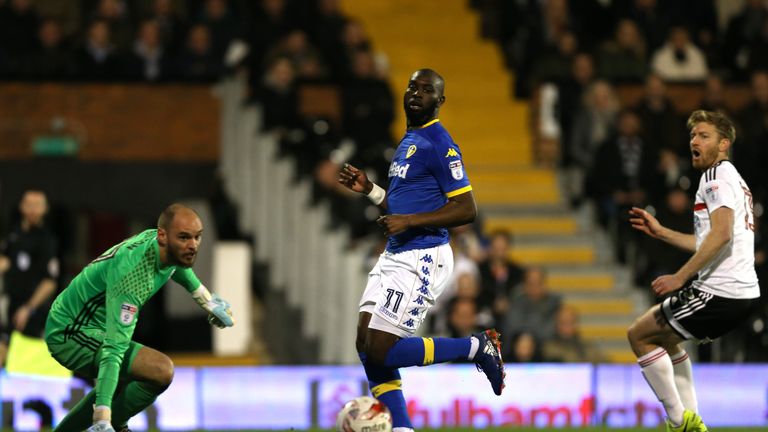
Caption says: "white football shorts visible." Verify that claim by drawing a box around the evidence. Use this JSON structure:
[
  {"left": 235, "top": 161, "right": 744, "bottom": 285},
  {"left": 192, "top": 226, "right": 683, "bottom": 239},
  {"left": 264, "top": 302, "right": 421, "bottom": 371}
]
[{"left": 359, "top": 243, "right": 453, "bottom": 338}]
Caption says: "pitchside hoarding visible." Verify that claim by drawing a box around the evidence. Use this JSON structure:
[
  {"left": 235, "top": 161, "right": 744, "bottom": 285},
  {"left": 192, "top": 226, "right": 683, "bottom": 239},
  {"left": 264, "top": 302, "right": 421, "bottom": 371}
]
[{"left": 2, "top": 365, "right": 767, "bottom": 429}]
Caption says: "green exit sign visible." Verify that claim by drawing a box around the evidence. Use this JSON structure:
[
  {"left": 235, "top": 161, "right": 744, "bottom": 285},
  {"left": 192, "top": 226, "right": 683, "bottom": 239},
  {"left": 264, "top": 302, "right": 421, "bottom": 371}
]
[{"left": 32, "top": 136, "right": 79, "bottom": 156}]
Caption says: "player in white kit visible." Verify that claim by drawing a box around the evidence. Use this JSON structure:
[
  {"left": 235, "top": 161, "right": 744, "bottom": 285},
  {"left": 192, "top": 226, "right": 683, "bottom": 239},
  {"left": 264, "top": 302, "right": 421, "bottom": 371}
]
[{"left": 627, "top": 110, "right": 759, "bottom": 432}]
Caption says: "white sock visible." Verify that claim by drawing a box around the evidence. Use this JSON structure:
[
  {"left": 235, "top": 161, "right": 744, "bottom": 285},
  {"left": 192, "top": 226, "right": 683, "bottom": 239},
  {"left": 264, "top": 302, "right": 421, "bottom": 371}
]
[
  {"left": 638, "top": 347, "right": 685, "bottom": 425},
  {"left": 393, "top": 428, "right": 414, "bottom": 432},
  {"left": 468, "top": 336, "right": 480, "bottom": 360},
  {"left": 671, "top": 350, "right": 698, "bottom": 413}
]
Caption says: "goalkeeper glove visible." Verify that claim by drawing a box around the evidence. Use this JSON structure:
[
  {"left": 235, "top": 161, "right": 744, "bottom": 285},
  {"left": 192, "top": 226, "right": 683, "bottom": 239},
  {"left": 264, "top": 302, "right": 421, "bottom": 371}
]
[{"left": 191, "top": 286, "right": 235, "bottom": 328}]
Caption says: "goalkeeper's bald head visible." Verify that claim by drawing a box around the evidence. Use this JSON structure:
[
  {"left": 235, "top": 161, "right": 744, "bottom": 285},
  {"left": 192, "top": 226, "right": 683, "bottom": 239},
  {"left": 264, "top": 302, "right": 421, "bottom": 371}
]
[{"left": 157, "top": 203, "right": 200, "bottom": 231}]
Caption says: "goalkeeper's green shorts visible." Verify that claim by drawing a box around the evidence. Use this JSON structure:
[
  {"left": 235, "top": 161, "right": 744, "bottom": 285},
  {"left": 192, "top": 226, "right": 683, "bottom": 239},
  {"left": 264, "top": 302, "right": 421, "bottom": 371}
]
[{"left": 45, "top": 325, "right": 143, "bottom": 379}]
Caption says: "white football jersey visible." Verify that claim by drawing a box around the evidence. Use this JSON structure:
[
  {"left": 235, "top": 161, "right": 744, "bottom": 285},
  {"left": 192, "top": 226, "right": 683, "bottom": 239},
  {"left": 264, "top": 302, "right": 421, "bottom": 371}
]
[{"left": 692, "top": 160, "right": 759, "bottom": 299}]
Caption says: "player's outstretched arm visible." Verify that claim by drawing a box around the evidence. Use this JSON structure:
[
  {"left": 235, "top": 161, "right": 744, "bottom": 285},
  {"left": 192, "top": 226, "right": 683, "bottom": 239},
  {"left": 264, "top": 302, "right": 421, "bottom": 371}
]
[
  {"left": 628, "top": 206, "right": 696, "bottom": 253},
  {"left": 191, "top": 285, "right": 234, "bottom": 328},
  {"left": 338, "top": 163, "right": 388, "bottom": 210}
]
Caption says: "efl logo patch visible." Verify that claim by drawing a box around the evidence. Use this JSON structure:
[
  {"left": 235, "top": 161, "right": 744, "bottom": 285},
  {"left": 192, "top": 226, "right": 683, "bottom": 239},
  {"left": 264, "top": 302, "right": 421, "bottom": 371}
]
[
  {"left": 445, "top": 148, "right": 458, "bottom": 158},
  {"left": 449, "top": 160, "right": 464, "bottom": 180},
  {"left": 120, "top": 303, "right": 138, "bottom": 325},
  {"left": 406, "top": 145, "right": 417, "bottom": 159},
  {"left": 705, "top": 185, "right": 719, "bottom": 202}
]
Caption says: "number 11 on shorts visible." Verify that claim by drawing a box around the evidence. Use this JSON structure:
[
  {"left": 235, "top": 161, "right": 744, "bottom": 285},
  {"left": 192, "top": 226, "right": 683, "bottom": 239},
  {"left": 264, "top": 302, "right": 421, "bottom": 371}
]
[{"left": 384, "top": 288, "right": 403, "bottom": 313}]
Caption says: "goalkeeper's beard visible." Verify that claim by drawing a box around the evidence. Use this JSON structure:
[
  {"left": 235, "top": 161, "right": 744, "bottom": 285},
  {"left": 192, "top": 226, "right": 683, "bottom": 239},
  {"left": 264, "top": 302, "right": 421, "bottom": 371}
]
[{"left": 168, "top": 245, "right": 197, "bottom": 267}]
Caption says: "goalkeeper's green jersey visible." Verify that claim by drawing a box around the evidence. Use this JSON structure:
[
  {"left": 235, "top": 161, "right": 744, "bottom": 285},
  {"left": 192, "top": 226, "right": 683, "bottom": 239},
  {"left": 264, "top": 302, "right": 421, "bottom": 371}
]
[{"left": 46, "top": 229, "right": 201, "bottom": 407}]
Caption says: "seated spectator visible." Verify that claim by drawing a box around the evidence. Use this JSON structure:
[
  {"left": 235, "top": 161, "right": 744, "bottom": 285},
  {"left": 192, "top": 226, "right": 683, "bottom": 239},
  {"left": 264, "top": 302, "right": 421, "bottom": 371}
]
[
  {"left": 309, "top": 0, "right": 348, "bottom": 67},
  {"left": 342, "top": 50, "right": 394, "bottom": 170},
  {"left": 504, "top": 331, "right": 544, "bottom": 363},
  {"left": 568, "top": 79, "right": 620, "bottom": 206},
  {"left": 597, "top": 19, "right": 647, "bottom": 83},
  {"left": 635, "top": 73, "right": 686, "bottom": 158},
  {"left": 173, "top": 23, "right": 222, "bottom": 82},
  {"left": 146, "top": 0, "right": 187, "bottom": 56},
  {"left": 266, "top": 30, "right": 328, "bottom": 80},
  {"left": 329, "top": 18, "right": 372, "bottom": 79},
  {"left": 589, "top": 109, "right": 659, "bottom": 261},
  {"left": 700, "top": 73, "right": 727, "bottom": 113},
  {"left": 635, "top": 187, "right": 692, "bottom": 291},
  {"left": 723, "top": 0, "right": 768, "bottom": 82},
  {"left": 542, "top": 305, "right": 606, "bottom": 363},
  {"left": 252, "top": 56, "right": 298, "bottom": 133},
  {"left": 0, "top": 0, "right": 41, "bottom": 58},
  {"left": 22, "top": 18, "right": 73, "bottom": 80},
  {"left": 91, "top": 0, "right": 133, "bottom": 51},
  {"left": 198, "top": 0, "right": 240, "bottom": 63},
  {"left": 502, "top": 266, "right": 562, "bottom": 343},
  {"left": 446, "top": 296, "right": 481, "bottom": 339},
  {"left": 650, "top": 25, "right": 708, "bottom": 82},
  {"left": 73, "top": 19, "right": 121, "bottom": 81},
  {"left": 530, "top": 30, "right": 578, "bottom": 88},
  {"left": 123, "top": 19, "right": 172, "bottom": 81},
  {"left": 735, "top": 71, "right": 768, "bottom": 203},
  {"left": 431, "top": 226, "right": 481, "bottom": 335},
  {"left": 556, "top": 53, "right": 596, "bottom": 170},
  {"left": 477, "top": 229, "right": 524, "bottom": 328}
]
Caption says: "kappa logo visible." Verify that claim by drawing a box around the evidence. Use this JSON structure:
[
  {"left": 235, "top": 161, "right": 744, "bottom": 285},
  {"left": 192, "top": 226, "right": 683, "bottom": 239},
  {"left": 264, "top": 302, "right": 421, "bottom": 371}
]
[
  {"left": 389, "top": 161, "right": 410, "bottom": 178},
  {"left": 406, "top": 145, "right": 417, "bottom": 159},
  {"left": 445, "top": 148, "right": 458, "bottom": 158}
]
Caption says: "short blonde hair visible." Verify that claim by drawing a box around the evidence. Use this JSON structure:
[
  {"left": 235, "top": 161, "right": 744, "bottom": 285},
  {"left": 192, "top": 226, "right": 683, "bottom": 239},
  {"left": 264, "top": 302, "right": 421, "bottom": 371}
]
[{"left": 687, "top": 109, "right": 736, "bottom": 144}]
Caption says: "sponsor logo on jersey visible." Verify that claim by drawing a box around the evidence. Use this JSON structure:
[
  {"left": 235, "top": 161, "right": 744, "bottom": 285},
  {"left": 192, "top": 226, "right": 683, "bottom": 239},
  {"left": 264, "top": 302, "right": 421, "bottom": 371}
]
[
  {"left": 120, "top": 303, "right": 138, "bottom": 325},
  {"left": 445, "top": 148, "right": 458, "bottom": 158},
  {"left": 389, "top": 161, "right": 410, "bottom": 179},
  {"left": 449, "top": 160, "right": 464, "bottom": 180},
  {"left": 406, "top": 145, "right": 417, "bottom": 159}
]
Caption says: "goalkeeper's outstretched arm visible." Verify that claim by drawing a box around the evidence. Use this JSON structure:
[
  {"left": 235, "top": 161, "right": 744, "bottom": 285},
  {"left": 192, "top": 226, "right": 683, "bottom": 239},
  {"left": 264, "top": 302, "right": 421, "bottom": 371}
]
[
  {"left": 172, "top": 267, "right": 234, "bottom": 328},
  {"left": 191, "top": 284, "right": 235, "bottom": 328}
]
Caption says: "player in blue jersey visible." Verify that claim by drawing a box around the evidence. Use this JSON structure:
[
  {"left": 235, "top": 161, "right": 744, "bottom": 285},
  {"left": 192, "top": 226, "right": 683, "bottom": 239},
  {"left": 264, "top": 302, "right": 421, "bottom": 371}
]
[{"left": 339, "top": 68, "right": 505, "bottom": 432}]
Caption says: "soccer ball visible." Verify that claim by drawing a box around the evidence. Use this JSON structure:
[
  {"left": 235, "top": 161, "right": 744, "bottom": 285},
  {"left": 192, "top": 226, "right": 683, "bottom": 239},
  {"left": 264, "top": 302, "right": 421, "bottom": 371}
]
[{"left": 335, "top": 396, "right": 392, "bottom": 432}]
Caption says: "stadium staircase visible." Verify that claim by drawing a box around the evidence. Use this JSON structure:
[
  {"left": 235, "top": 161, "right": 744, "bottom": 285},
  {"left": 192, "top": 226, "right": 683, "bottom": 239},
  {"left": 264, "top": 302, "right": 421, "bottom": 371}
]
[{"left": 342, "top": 0, "right": 644, "bottom": 363}]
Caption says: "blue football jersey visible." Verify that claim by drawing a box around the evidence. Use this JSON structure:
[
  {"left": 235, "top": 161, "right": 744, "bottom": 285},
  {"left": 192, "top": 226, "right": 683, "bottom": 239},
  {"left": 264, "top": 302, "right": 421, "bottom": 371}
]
[{"left": 385, "top": 119, "right": 472, "bottom": 253}]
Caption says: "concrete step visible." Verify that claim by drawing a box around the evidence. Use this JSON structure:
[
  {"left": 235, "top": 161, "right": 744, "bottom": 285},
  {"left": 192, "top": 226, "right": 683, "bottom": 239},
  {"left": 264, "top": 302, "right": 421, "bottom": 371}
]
[
  {"left": 475, "top": 187, "right": 561, "bottom": 206},
  {"left": 582, "top": 323, "right": 629, "bottom": 341},
  {"left": 605, "top": 348, "right": 637, "bottom": 363},
  {"left": 484, "top": 216, "right": 579, "bottom": 236},
  {"left": 547, "top": 272, "right": 615, "bottom": 292},
  {"left": 566, "top": 299, "right": 634, "bottom": 316},
  {"left": 510, "top": 245, "right": 595, "bottom": 265}
]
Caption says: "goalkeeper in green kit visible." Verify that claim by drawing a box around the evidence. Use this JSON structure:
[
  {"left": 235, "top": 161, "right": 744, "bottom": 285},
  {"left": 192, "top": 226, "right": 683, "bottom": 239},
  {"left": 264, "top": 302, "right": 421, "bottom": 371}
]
[{"left": 44, "top": 204, "right": 234, "bottom": 432}]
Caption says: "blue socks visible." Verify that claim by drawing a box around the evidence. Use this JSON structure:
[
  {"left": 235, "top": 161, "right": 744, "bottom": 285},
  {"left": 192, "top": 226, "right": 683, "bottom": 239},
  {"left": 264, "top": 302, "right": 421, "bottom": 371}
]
[
  {"left": 359, "top": 353, "right": 412, "bottom": 430},
  {"left": 359, "top": 336, "right": 472, "bottom": 429},
  {"left": 384, "top": 337, "right": 472, "bottom": 368}
]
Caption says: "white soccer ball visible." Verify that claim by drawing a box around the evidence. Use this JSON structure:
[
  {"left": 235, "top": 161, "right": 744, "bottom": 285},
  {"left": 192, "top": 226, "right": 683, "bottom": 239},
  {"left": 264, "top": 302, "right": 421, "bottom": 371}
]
[{"left": 335, "top": 396, "right": 393, "bottom": 432}]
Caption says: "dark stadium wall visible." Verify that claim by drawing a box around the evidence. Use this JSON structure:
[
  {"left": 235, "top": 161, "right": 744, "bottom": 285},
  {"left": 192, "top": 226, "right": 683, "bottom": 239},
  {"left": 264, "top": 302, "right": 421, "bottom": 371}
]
[{"left": 0, "top": 159, "right": 217, "bottom": 225}]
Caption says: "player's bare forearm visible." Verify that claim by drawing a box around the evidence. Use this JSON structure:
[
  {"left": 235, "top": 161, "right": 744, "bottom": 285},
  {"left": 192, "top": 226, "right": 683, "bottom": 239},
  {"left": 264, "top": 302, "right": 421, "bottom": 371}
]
[
  {"left": 409, "top": 190, "right": 477, "bottom": 228},
  {"left": 675, "top": 207, "right": 733, "bottom": 282},
  {"left": 657, "top": 227, "right": 697, "bottom": 253}
]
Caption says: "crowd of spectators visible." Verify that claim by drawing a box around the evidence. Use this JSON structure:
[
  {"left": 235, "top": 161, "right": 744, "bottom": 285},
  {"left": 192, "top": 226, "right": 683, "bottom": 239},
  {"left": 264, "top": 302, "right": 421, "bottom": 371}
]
[
  {"left": 6, "top": 0, "right": 768, "bottom": 363},
  {"left": 421, "top": 227, "right": 608, "bottom": 364},
  {"left": 0, "top": 0, "right": 397, "bottom": 239},
  {"left": 474, "top": 0, "right": 768, "bottom": 362}
]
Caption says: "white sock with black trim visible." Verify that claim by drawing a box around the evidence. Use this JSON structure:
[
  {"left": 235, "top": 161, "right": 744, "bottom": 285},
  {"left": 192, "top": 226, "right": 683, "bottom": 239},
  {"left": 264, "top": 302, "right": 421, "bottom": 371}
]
[
  {"left": 670, "top": 349, "right": 698, "bottom": 413},
  {"left": 638, "top": 347, "right": 685, "bottom": 426}
]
